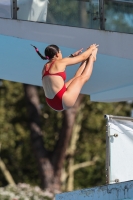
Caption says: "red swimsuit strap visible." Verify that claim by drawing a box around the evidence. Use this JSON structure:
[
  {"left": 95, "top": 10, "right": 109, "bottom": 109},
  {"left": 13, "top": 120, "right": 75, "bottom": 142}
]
[
  {"left": 44, "top": 60, "right": 55, "bottom": 75},
  {"left": 42, "top": 60, "right": 66, "bottom": 81},
  {"left": 48, "top": 60, "right": 56, "bottom": 71}
]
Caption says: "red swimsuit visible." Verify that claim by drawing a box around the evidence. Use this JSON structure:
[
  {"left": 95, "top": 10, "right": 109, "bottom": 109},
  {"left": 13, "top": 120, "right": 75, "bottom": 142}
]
[{"left": 42, "top": 61, "right": 66, "bottom": 111}]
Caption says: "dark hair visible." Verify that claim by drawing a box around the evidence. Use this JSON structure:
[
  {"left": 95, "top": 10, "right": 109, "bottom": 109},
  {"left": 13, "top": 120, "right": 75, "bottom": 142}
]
[{"left": 31, "top": 44, "right": 59, "bottom": 60}]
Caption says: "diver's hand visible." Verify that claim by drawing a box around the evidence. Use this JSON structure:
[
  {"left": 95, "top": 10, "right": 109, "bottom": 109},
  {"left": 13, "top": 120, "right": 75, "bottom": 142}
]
[
  {"left": 89, "top": 44, "right": 99, "bottom": 50},
  {"left": 72, "top": 48, "right": 83, "bottom": 57}
]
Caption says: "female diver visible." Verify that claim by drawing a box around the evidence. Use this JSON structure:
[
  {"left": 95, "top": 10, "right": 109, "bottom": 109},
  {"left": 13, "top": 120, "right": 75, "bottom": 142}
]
[{"left": 32, "top": 44, "right": 98, "bottom": 111}]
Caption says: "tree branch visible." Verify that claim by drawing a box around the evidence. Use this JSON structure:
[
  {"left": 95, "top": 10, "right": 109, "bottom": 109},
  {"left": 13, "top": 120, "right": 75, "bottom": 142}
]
[
  {"left": 66, "top": 102, "right": 85, "bottom": 191},
  {"left": 73, "top": 157, "right": 99, "bottom": 172},
  {"left": 52, "top": 95, "right": 84, "bottom": 190},
  {"left": 23, "top": 84, "right": 54, "bottom": 190},
  {"left": 0, "top": 159, "right": 16, "bottom": 186}
]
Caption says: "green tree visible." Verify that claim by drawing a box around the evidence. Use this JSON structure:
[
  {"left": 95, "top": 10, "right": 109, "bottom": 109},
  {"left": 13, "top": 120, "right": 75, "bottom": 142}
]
[{"left": 0, "top": 80, "right": 132, "bottom": 192}]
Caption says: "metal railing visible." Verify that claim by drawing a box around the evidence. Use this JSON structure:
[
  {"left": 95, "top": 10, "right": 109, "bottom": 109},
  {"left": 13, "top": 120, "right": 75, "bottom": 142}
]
[{"left": 0, "top": 0, "right": 133, "bottom": 34}]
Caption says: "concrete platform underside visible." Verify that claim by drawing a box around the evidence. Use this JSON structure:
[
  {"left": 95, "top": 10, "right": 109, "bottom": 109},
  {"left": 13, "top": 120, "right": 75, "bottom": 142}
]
[{"left": 0, "top": 18, "right": 133, "bottom": 102}]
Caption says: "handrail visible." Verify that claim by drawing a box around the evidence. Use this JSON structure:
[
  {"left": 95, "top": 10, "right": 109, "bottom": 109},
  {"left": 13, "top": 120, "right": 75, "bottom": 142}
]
[{"left": 104, "top": 115, "right": 133, "bottom": 121}]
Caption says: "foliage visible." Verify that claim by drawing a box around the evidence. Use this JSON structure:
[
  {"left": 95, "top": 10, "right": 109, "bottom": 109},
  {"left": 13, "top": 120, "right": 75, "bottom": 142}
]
[
  {"left": 47, "top": 0, "right": 82, "bottom": 27},
  {"left": 0, "top": 80, "right": 133, "bottom": 191},
  {"left": 105, "top": 1, "right": 133, "bottom": 33},
  {"left": 0, "top": 183, "right": 53, "bottom": 200},
  {"left": 0, "top": 81, "right": 39, "bottom": 186},
  {"left": 47, "top": 1, "right": 133, "bottom": 33}
]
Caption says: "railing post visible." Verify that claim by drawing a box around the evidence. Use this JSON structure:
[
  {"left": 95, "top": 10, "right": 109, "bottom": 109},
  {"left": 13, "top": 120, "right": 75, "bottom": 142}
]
[
  {"left": 99, "top": 0, "right": 105, "bottom": 30},
  {"left": 12, "top": 0, "right": 17, "bottom": 19}
]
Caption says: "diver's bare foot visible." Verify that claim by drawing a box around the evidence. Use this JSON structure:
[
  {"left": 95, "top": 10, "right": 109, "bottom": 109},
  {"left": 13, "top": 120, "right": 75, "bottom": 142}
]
[{"left": 91, "top": 48, "right": 98, "bottom": 61}]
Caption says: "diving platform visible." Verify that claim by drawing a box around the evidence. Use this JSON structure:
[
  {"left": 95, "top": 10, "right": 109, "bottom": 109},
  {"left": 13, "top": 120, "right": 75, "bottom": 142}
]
[
  {"left": 56, "top": 115, "right": 133, "bottom": 200},
  {"left": 0, "top": 18, "right": 133, "bottom": 103},
  {"left": 56, "top": 180, "right": 133, "bottom": 200}
]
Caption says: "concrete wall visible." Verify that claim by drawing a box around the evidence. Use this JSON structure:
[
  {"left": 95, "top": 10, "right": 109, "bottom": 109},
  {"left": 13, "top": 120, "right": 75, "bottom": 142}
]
[{"left": 56, "top": 180, "right": 133, "bottom": 200}]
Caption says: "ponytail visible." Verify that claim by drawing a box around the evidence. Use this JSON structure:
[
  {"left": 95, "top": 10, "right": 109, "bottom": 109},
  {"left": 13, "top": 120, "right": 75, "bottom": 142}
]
[
  {"left": 31, "top": 44, "right": 59, "bottom": 60},
  {"left": 31, "top": 44, "right": 48, "bottom": 60}
]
